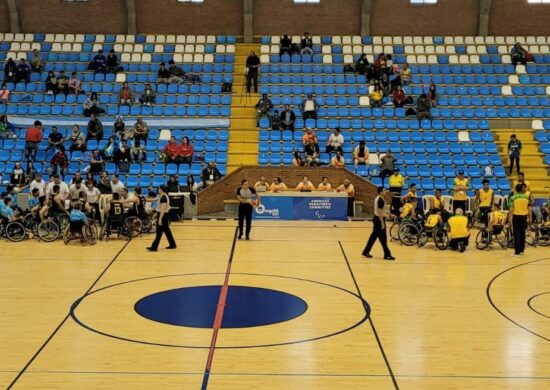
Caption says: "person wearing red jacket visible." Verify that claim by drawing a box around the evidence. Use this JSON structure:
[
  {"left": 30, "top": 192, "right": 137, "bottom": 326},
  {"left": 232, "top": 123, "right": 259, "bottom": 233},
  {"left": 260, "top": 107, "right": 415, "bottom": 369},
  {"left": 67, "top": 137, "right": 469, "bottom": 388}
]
[
  {"left": 392, "top": 85, "right": 406, "bottom": 108},
  {"left": 162, "top": 136, "right": 181, "bottom": 164},
  {"left": 49, "top": 146, "right": 69, "bottom": 178},
  {"left": 25, "top": 120, "right": 43, "bottom": 162},
  {"left": 179, "top": 136, "right": 194, "bottom": 167}
]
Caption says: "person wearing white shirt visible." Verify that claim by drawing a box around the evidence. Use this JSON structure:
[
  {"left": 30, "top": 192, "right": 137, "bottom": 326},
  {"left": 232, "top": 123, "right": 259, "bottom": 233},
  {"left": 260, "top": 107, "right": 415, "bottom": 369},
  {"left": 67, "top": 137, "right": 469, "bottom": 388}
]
[
  {"left": 47, "top": 175, "right": 70, "bottom": 199},
  {"left": 300, "top": 93, "right": 320, "bottom": 120},
  {"left": 110, "top": 174, "right": 125, "bottom": 194},
  {"left": 29, "top": 173, "right": 47, "bottom": 197},
  {"left": 84, "top": 180, "right": 101, "bottom": 221},
  {"left": 69, "top": 179, "right": 85, "bottom": 201},
  {"left": 326, "top": 128, "right": 344, "bottom": 155}
]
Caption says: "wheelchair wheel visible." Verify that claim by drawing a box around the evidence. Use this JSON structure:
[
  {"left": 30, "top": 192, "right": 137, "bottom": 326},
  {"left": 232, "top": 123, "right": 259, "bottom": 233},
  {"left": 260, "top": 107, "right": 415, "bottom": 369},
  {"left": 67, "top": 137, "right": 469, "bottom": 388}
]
[
  {"left": 56, "top": 213, "right": 70, "bottom": 232},
  {"left": 23, "top": 213, "right": 37, "bottom": 230},
  {"left": 417, "top": 230, "right": 429, "bottom": 247},
  {"left": 125, "top": 216, "right": 143, "bottom": 238},
  {"left": 496, "top": 229, "right": 510, "bottom": 249},
  {"left": 389, "top": 222, "right": 400, "bottom": 241},
  {"left": 63, "top": 226, "right": 71, "bottom": 244},
  {"left": 140, "top": 215, "right": 153, "bottom": 234},
  {"left": 398, "top": 222, "right": 419, "bottom": 246},
  {"left": 83, "top": 225, "right": 97, "bottom": 245},
  {"left": 37, "top": 220, "right": 60, "bottom": 242},
  {"left": 475, "top": 229, "right": 490, "bottom": 250},
  {"left": 433, "top": 227, "right": 449, "bottom": 250},
  {"left": 526, "top": 225, "right": 537, "bottom": 247},
  {"left": 6, "top": 221, "right": 26, "bottom": 242}
]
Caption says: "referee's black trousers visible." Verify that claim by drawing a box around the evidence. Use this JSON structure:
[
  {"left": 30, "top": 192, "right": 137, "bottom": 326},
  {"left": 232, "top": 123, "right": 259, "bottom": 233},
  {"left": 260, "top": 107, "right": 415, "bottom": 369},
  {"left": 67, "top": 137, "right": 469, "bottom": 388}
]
[
  {"left": 363, "top": 216, "right": 392, "bottom": 257},
  {"left": 151, "top": 214, "right": 176, "bottom": 249},
  {"left": 238, "top": 203, "right": 253, "bottom": 238},
  {"left": 512, "top": 215, "right": 527, "bottom": 255}
]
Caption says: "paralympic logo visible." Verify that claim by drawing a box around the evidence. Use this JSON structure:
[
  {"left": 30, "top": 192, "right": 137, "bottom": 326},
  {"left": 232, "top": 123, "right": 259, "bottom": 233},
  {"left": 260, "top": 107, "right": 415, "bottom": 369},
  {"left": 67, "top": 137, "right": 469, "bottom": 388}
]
[{"left": 315, "top": 210, "right": 326, "bottom": 219}]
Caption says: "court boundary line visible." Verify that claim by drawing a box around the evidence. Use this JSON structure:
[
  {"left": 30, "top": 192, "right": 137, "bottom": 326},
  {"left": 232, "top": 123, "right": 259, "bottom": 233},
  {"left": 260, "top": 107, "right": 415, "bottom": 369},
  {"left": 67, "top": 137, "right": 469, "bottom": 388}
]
[
  {"left": 6, "top": 240, "right": 131, "bottom": 390},
  {"left": 527, "top": 291, "right": 550, "bottom": 319},
  {"left": 338, "top": 241, "right": 399, "bottom": 390},
  {"left": 201, "top": 227, "right": 238, "bottom": 390}
]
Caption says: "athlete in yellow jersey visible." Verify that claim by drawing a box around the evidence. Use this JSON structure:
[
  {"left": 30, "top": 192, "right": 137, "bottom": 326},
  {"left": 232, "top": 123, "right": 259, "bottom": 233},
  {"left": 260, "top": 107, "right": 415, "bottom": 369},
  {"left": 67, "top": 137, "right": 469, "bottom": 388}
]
[
  {"left": 488, "top": 205, "right": 506, "bottom": 240},
  {"left": 424, "top": 211, "right": 442, "bottom": 228},
  {"left": 400, "top": 198, "right": 417, "bottom": 220},
  {"left": 448, "top": 208, "right": 470, "bottom": 252},
  {"left": 476, "top": 179, "right": 494, "bottom": 226}
]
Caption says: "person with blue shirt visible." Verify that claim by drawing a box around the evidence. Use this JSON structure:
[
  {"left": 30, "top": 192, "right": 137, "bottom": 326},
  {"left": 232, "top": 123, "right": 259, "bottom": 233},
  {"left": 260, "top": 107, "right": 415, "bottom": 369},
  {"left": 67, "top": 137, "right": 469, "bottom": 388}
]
[
  {"left": 69, "top": 201, "right": 89, "bottom": 232},
  {"left": 28, "top": 188, "right": 40, "bottom": 210},
  {"left": 0, "top": 197, "right": 20, "bottom": 222}
]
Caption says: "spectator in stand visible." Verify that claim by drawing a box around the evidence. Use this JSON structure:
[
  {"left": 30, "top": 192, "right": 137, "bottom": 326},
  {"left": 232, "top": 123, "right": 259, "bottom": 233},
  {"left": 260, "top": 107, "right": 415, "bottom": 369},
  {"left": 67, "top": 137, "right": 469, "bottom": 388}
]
[
  {"left": 114, "top": 116, "right": 125, "bottom": 138},
  {"left": 25, "top": 120, "right": 43, "bottom": 163},
  {"left": 118, "top": 81, "right": 133, "bottom": 106},
  {"left": 25, "top": 162, "right": 37, "bottom": 183},
  {"left": 102, "top": 136, "right": 116, "bottom": 161},
  {"left": 355, "top": 54, "right": 370, "bottom": 76},
  {"left": 427, "top": 84, "right": 438, "bottom": 107},
  {"left": 255, "top": 93, "right": 273, "bottom": 126},
  {"left": 167, "top": 60, "right": 185, "bottom": 84},
  {"left": 163, "top": 136, "right": 181, "bottom": 164},
  {"left": 292, "top": 151, "right": 304, "bottom": 166},
  {"left": 46, "top": 126, "right": 65, "bottom": 153},
  {"left": 370, "top": 85, "right": 383, "bottom": 108},
  {"left": 56, "top": 70, "right": 69, "bottom": 95},
  {"left": 271, "top": 110, "right": 281, "bottom": 130},
  {"left": 304, "top": 138, "right": 320, "bottom": 167},
  {"left": 15, "top": 59, "right": 31, "bottom": 84},
  {"left": 280, "top": 34, "right": 291, "bottom": 56},
  {"left": 131, "top": 139, "right": 146, "bottom": 163},
  {"left": 353, "top": 140, "right": 369, "bottom": 170},
  {"left": 97, "top": 172, "right": 112, "bottom": 194},
  {"left": 508, "top": 134, "right": 522, "bottom": 175},
  {"left": 326, "top": 127, "right": 344, "bottom": 155},
  {"left": 3, "top": 58, "right": 16, "bottom": 83},
  {"left": 0, "top": 83, "right": 10, "bottom": 104},
  {"left": 68, "top": 72, "right": 82, "bottom": 94},
  {"left": 300, "top": 94, "right": 320, "bottom": 120},
  {"left": 300, "top": 32, "right": 313, "bottom": 55},
  {"left": 49, "top": 147, "right": 68, "bottom": 178},
  {"left": 416, "top": 94, "right": 432, "bottom": 122},
  {"left": 85, "top": 172, "right": 97, "bottom": 186},
  {"left": 46, "top": 71, "right": 58, "bottom": 95},
  {"left": 270, "top": 177, "right": 288, "bottom": 192},
  {"left": 83, "top": 92, "right": 105, "bottom": 117},
  {"left": 511, "top": 43, "right": 528, "bottom": 67},
  {"left": 106, "top": 49, "right": 120, "bottom": 73},
  {"left": 245, "top": 51, "right": 260, "bottom": 94},
  {"left": 379, "top": 150, "right": 397, "bottom": 186},
  {"left": 453, "top": 170, "right": 469, "bottom": 213},
  {"left": 69, "top": 125, "right": 86, "bottom": 152},
  {"left": 114, "top": 140, "right": 131, "bottom": 166},
  {"left": 133, "top": 117, "right": 148, "bottom": 143},
  {"left": 280, "top": 104, "right": 296, "bottom": 132},
  {"left": 92, "top": 49, "right": 107, "bottom": 73},
  {"left": 318, "top": 177, "right": 332, "bottom": 192},
  {"left": 180, "top": 136, "right": 194, "bottom": 167},
  {"left": 336, "top": 179, "right": 355, "bottom": 217},
  {"left": 89, "top": 150, "right": 104, "bottom": 174},
  {"left": 393, "top": 85, "right": 406, "bottom": 108},
  {"left": 302, "top": 127, "right": 317, "bottom": 145},
  {"left": 331, "top": 151, "right": 346, "bottom": 168},
  {"left": 9, "top": 162, "right": 26, "bottom": 188},
  {"left": 380, "top": 73, "right": 391, "bottom": 96},
  {"left": 400, "top": 63, "right": 411, "bottom": 86},
  {"left": 166, "top": 175, "right": 180, "bottom": 193},
  {"left": 201, "top": 162, "right": 223, "bottom": 188},
  {"left": 157, "top": 62, "right": 170, "bottom": 84},
  {"left": 86, "top": 114, "right": 104, "bottom": 141},
  {"left": 296, "top": 176, "right": 315, "bottom": 192},
  {"left": 140, "top": 83, "right": 156, "bottom": 106},
  {"left": 0, "top": 115, "right": 16, "bottom": 141}
]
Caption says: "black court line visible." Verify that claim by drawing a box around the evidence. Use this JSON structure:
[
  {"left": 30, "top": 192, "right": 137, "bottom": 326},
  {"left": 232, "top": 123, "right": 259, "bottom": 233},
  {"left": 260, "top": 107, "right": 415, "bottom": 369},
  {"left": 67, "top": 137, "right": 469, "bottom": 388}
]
[
  {"left": 527, "top": 291, "right": 550, "bottom": 319},
  {"left": 7, "top": 240, "right": 131, "bottom": 390},
  {"left": 338, "top": 241, "right": 399, "bottom": 390}
]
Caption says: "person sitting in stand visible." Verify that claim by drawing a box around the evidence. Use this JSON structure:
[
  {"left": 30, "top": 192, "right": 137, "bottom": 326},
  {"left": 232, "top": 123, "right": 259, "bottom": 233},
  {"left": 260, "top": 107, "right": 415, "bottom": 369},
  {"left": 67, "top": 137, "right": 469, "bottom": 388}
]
[
  {"left": 86, "top": 114, "right": 104, "bottom": 141},
  {"left": 255, "top": 93, "right": 273, "bottom": 126},
  {"left": 131, "top": 139, "right": 146, "bottom": 163},
  {"left": 280, "top": 34, "right": 292, "bottom": 56},
  {"left": 9, "top": 162, "right": 26, "bottom": 188},
  {"left": 201, "top": 162, "right": 223, "bottom": 188},
  {"left": 511, "top": 43, "right": 528, "bottom": 67},
  {"left": 91, "top": 49, "right": 107, "bottom": 73},
  {"left": 140, "top": 83, "right": 156, "bottom": 106},
  {"left": 114, "top": 140, "right": 132, "bottom": 167},
  {"left": 168, "top": 60, "right": 185, "bottom": 84},
  {"left": 300, "top": 94, "right": 320, "bottom": 120},
  {"left": 48, "top": 147, "right": 68, "bottom": 178},
  {"left": 400, "top": 63, "right": 411, "bottom": 86},
  {"left": 179, "top": 136, "right": 194, "bottom": 167},
  {"left": 45, "top": 126, "right": 64, "bottom": 154},
  {"left": 292, "top": 151, "right": 304, "bottom": 166},
  {"left": 56, "top": 70, "right": 69, "bottom": 95},
  {"left": 45, "top": 71, "right": 58, "bottom": 95},
  {"left": 353, "top": 140, "right": 369, "bottom": 170},
  {"left": 331, "top": 151, "right": 346, "bottom": 168},
  {"left": 113, "top": 115, "right": 125, "bottom": 138},
  {"left": 89, "top": 150, "right": 104, "bottom": 174},
  {"left": 106, "top": 49, "right": 120, "bottom": 73},
  {"left": 166, "top": 175, "right": 180, "bottom": 193},
  {"left": 300, "top": 32, "right": 313, "bottom": 55},
  {"left": 3, "top": 58, "right": 16, "bottom": 83},
  {"left": 393, "top": 85, "right": 406, "bottom": 108},
  {"left": 270, "top": 177, "right": 287, "bottom": 193},
  {"left": 0, "top": 83, "right": 10, "bottom": 104},
  {"left": 326, "top": 127, "right": 344, "bottom": 155},
  {"left": 448, "top": 208, "right": 470, "bottom": 252},
  {"left": 68, "top": 124, "right": 86, "bottom": 152},
  {"left": 102, "top": 136, "right": 116, "bottom": 161},
  {"left": 416, "top": 93, "right": 432, "bottom": 122},
  {"left": 317, "top": 177, "right": 332, "bottom": 192},
  {"left": 83, "top": 92, "right": 105, "bottom": 117},
  {"left": 162, "top": 136, "right": 181, "bottom": 164},
  {"left": 280, "top": 104, "right": 296, "bottom": 132},
  {"left": 304, "top": 138, "right": 320, "bottom": 167},
  {"left": 302, "top": 127, "right": 318, "bottom": 145},
  {"left": 355, "top": 54, "right": 370, "bottom": 76},
  {"left": 68, "top": 72, "right": 82, "bottom": 95},
  {"left": 15, "top": 58, "right": 31, "bottom": 84},
  {"left": 118, "top": 82, "right": 133, "bottom": 106},
  {"left": 427, "top": 84, "right": 438, "bottom": 107},
  {"left": 296, "top": 176, "right": 315, "bottom": 192},
  {"left": 157, "top": 62, "right": 171, "bottom": 84},
  {"left": 370, "top": 85, "right": 383, "bottom": 108},
  {"left": 133, "top": 116, "right": 148, "bottom": 144}
]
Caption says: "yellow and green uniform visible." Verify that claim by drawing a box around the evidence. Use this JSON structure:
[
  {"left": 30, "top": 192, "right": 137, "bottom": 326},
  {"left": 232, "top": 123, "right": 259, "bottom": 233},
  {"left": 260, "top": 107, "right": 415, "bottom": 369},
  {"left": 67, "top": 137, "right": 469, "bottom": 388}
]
[
  {"left": 425, "top": 214, "right": 440, "bottom": 228},
  {"left": 478, "top": 189, "right": 493, "bottom": 207},
  {"left": 448, "top": 215, "right": 469, "bottom": 239},
  {"left": 508, "top": 193, "right": 530, "bottom": 216},
  {"left": 490, "top": 210, "right": 506, "bottom": 226},
  {"left": 432, "top": 196, "right": 443, "bottom": 210},
  {"left": 453, "top": 178, "right": 469, "bottom": 201},
  {"left": 400, "top": 203, "right": 414, "bottom": 219}
]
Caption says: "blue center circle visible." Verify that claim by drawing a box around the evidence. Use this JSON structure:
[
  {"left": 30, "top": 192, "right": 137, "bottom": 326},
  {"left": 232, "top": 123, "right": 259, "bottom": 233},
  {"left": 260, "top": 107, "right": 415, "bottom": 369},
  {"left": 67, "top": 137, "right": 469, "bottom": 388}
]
[{"left": 134, "top": 285, "right": 308, "bottom": 328}]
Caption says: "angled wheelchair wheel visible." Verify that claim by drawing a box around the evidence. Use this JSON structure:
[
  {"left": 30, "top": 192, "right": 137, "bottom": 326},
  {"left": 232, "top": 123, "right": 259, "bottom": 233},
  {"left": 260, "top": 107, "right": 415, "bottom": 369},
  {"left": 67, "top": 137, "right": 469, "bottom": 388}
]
[
  {"left": 475, "top": 229, "right": 490, "bottom": 250},
  {"left": 37, "top": 220, "right": 60, "bottom": 242},
  {"left": 63, "top": 226, "right": 71, "bottom": 244},
  {"left": 6, "top": 221, "right": 26, "bottom": 242},
  {"left": 417, "top": 230, "right": 429, "bottom": 247},
  {"left": 526, "top": 225, "right": 537, "bottom": 247},
  {"left": 433, "top": 227, "right": 449, "bottom": 250},
  {"left": 56, "top": 213, "right": 70, "bottom": 232},
  {"left": 389, "top": 222, "right": 400, "bottom": 241},
  {"left": 496, "top": 229, "right": 510, "bottom": 249},
  {"left": 398, "top": 222, "right": 419, "bottom": 246},
  {"left": 83, "top": 224, "right": 97, "bottom": 245},
  {"left": 141, "top": 215, "right": 153, "bottom": 234},
  {"left": 23, "top": 213, "right": 37, "bottom": 231},
  {"left": 125, "top": 216, "right": 143, "bottom": 238}
]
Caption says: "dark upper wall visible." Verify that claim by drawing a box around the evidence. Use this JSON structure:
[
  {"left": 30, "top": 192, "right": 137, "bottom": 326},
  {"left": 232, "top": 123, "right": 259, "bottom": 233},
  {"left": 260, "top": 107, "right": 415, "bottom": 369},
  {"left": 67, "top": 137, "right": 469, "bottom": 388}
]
[
  {"left": 0, "top": 0, "right": 9, "bottom": 33},
  {"left": 18, "top": 0, "right": 127, "bottom": 34},
  {"left": 254, "top": 0, "right": 362, "bottom": 36},
  {"left": 489, "top": 0, "right": 550, "bottom": 36},
  {"left": 136, "top": 0, "right": 242, "bottom": 35}
]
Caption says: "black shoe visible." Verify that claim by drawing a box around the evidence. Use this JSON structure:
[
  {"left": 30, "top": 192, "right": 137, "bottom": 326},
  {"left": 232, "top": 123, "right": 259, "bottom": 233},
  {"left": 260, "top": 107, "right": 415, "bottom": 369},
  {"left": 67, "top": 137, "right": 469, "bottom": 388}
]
[
  {"left": 146, "top": 247, "right": 157, "bottom": 252},
  {"left": 166, "top": 246, "right": 177, "bottom": 249},
  {"left": 362, "top": 252, "right": 373, "bottom": 258},
  {"left": 384, "top": 256, "right": 396, "bottom": 261},
  {"left": 238, "top": 235, "right": 242, "bottom": 240},
  {"left": 245, "top": 236, "right": 250, "bottom": 240}
]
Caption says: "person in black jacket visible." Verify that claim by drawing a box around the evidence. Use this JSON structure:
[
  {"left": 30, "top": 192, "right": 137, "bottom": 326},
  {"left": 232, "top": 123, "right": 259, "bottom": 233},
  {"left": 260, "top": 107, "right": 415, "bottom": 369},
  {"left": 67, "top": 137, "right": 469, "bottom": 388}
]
[
  {"left": 4, "top": 58, "right": 16, "bottom": 83},
  {"left": 280, "top": 104, "right": 296, "bottom": 131},
  {"left": 301, "top": 32, "right": 313, "bottom": 55},
  {"left": 245, "top": 51, "right": 260, "bottom": 93},
  {"left": 15, "top": 59, "right": 31, "bottom": 84},
  {"left": 157, "top": 62, "right": 171, "bottom": 84},
  {"left": 280, "top": 34, "right": 291, "bottom": 56},
  {"left": 106, "top": 49, "right": 119, "bottom": 73},
  {"left": 201, "top": 162, "right": 223, "bottom": 188}
]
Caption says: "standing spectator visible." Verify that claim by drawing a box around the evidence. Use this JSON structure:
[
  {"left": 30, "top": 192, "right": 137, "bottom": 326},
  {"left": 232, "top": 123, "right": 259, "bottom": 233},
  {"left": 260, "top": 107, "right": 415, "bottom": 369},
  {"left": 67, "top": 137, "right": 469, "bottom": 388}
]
[
  {"left": 114, "top": 116, "right": 125, "bottom": 139},
  {"left": 255, "top": 93, "right": 273, "bottom": 126},
  {"left": 166, "top": 175, "right": 180, "bottom": 193},
  {"left": 97, "top": 172, "right": 112, "bottom": 194},
  {"left": 86, "top": 114, "right": 104, "bottom": 141},
  {"left": 508, "top": 183, "right": 531, "bottom": 257},
  {"left": 92, "top": 50, "right": 107, "bottom": 73},
  {"left": 336, "top": 179, "right": 355, "bottom": 217},
  {"left": 507, "top": 134, "right": 522, "bottom": 175},
  {"left": 448, "top": 209, "right": 470, "bottom": 252},
  {"left": 25, "top": 161, "right": 37, "bottom": 183},
  {"left": 280, "top": 34, "right": 291, "bottom": 56},
  {"left": 15, "top": 59, "right": 31, "bottom": 84},
  {"left": 388, "top": 168, "right": 405, "bottom": 217},
  {"left": 326, "top": 127, "right": 344, "bottom": 155},
  {"left": 511, "top": 43, "right": 527, "bottom": 67},
  {"left": 304, "top": 139, "right": 320, "bottom": 167},
  {"left": 3, "top": 58, "right": 16, "bottom": 83},
  {"left": 131, "top": 139, "right": 146, "bottom": 163},
  {"left": 68, "top": 72, "right": 82, "bottom": 94},
  {"left": 106, "top": 49, "right": 120, "bottom": 73},
  {"left": 416, "top": 94, "right": 432, "bottom": 122},
  {"left": 427, "top": 84, "right": 438, "bottom": 107},
  {"left": 167, "top": 60, "right": 185, "bottom": 84},
  {"left": 49, "top": 147, "right": 68, "bottom": 178},
  {"left": 379, "top": 150, "right": 397, "bottom": 186},
  {"left": 46, "top": 71, "right": 58, "bottom": 95},
  {"left": 46, "top": 126, "right": 65, "bottom": 153},
  {"left": 56, "top": 70, "right": 69, "bottom": 95},
  {"left": 118, "top": 81, "right": 133, "bottom": 106},
  {"left": 301, "top": 32, "right": 313, "bottom": 55},
  {"left": 9, "top": 162, "right": 26, "bottom": 188},
  {"left": 355, "top": 54, "right": 370, "bottom": 76},
  {"left": 140, "top": 83, "right": 156, "bottom": 106},
  {"left": 157, "top": 62, "right": 170, "bottom": 84},
  {"left": 280, "top": 104, "right": 296, "bottom": 131},
  {"left": 452, "top": 170, "right": 469, "bottom": 213},
  {"left": 89, "top": 150, "right": 104, "bottom": 174},
  {"left": 330, "top": 151, "right": 346, "bottom": 168},
  {"left": 300, "top": 94, "right": 320, "bottom": 120},
  {"left": 25, "top": 120, "right": 43, "bottom": 163},
  {"left": 162, "top": 136, "right": 181, "bottom": 164},
  {"left": 353, "top": 140, "right": 369, "bottom": 170},
  {"left": 237, "top": 179, "right": 258, "bottom": 240},
  {"left": 201, "top": 162, "right": 223, "bottom": 188},
  {"left": 362, "top": 187, "right": 395, "bottom": 260},
  {"left": 370, "top": 85, "right": 383, "bottom": 108},
  {"left": 0, "top": 83, "right": 10, "bottom": 104},
  {"left": 245, "top": 51, "right": 260, "bottom": 94},
  {"left": 110, "top": 174, "right": 125, "bottom": 194},
  {"left": 83, "top": 92, "right": 105, "bottom": 117},
  {"left": 392, "top": 85, "right": 406, "bottom": 108},
  {"left": 180, "top": 136, "right": 194, "bottom": 167},
  {"left": 133, "top": 116, "right": 149, "bottom": 144},
  {"left": 400, "top": 63, "right": 411, "bottom": 86},
  {"left": 292, "top": 151, "right": 304, "bottom": 167},
  {"left": 69, "top": 125, "right": 87, "bottom": 152}
]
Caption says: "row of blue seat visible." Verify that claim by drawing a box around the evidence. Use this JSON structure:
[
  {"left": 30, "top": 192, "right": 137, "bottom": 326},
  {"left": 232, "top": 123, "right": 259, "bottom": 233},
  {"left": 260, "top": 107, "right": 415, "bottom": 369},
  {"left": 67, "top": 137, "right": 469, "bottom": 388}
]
[{"left": 2, "top": 35, "right": 237, "bottom": 44}]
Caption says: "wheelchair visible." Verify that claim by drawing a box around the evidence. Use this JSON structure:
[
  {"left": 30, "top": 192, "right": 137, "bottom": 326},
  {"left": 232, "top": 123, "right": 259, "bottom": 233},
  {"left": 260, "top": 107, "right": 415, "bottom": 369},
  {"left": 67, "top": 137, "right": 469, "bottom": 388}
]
[
  {"left": 23, "top": 212, "right": 60, "bottom": 242},
  {"left": 417, "top": 225, "right": 449, "bottom": 250},
  {"left": 100, "top": 214, "right": 142, "bottom": 241},
  {"left": 0, "top": 216, "right": 27, "bottom": 242},
  {"left": 397, "top": 216, "right": 425, "bottom": 246},
  {"left": 63, "top": 220, "right": 97, "bottom": 245},
  {"left": 475, "top": 225, "right": 511, "bottom": 250},
  {"left": 526, "top": 223, "right": 550, "bottom": 247}
]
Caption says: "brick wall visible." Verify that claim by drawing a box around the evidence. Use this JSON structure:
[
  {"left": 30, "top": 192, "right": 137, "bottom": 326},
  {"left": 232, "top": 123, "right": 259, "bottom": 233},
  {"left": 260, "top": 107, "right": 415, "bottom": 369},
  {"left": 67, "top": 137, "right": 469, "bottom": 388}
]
[
  {"left": 0, "top": 0, "right": 9, "bottom": 33},
  {"left": 254, "top": 0, "right": 362, "bottom": 36},
  {"left": 196, "top": 166, "right": 377, "bottom": 216},
  {"left": 371, "top": 0, "right": 479, "bottom": 36},
  {"left": 489, "top": 0, "right": 550, "bottom": 36},
  {"left": 18, "top": 0, "right": 127, "bottom": 34},
  {"left": 136, "top": 0, "right": 242, "bottom": 35}
]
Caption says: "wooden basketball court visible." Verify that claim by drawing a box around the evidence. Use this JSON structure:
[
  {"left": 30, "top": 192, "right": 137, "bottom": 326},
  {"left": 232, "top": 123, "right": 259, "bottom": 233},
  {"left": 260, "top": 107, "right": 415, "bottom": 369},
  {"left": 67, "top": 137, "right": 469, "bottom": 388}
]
[{"left": 2, "top": 220, "right": 549, "bottom": 389}]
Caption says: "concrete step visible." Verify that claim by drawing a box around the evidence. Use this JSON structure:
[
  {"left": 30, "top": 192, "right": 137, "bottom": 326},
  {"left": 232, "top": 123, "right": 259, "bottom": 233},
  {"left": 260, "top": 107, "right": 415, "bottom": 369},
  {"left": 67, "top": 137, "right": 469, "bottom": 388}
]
[
  {"left": 227, "top": 154, "right": 258, "bottom": 166},
  {"left": 228, "top": 142, "right": 259, "bottom": 154},
  {"left": 229, "top": 130, "right": 258, "bottom": 142}
]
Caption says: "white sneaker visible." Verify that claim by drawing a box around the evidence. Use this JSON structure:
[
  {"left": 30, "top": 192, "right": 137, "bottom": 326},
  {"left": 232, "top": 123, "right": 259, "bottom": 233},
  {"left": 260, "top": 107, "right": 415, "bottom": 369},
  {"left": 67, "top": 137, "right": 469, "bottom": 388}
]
[{"left": 512, "top": 253, "right": 521, "bottom": 257}]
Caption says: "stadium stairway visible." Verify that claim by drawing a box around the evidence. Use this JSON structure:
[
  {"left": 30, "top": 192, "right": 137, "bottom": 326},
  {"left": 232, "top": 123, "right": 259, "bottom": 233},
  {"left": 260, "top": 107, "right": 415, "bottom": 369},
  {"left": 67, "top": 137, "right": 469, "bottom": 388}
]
[
  {"left": 227, "top": 44, "right": 261, "bottom": 171},
  {"left": 492, "top": 128, "right": 549, "bottom": 195}
]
